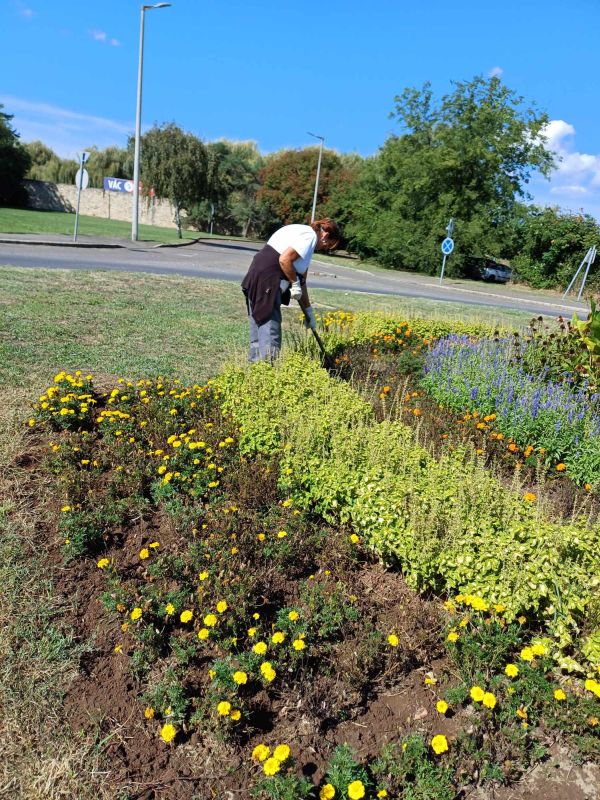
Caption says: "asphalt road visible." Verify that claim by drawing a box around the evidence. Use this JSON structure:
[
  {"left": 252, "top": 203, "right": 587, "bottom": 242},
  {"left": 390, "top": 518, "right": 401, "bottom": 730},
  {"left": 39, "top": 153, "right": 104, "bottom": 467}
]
[{"left": 0, "top": 238, "right": 587, "bottom": 318}]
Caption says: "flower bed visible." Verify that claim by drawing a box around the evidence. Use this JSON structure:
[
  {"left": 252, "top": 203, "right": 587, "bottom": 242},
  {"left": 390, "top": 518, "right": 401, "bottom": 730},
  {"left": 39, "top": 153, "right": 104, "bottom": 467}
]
[
  {"left": 422, "top": 335, "right": 600, "bottom": 486},
  {"left": 27, "top": 367, "right": 600, "bottom": 797},
  {"left": 216, "top": 355, "right": 600, "bottom": 665}
]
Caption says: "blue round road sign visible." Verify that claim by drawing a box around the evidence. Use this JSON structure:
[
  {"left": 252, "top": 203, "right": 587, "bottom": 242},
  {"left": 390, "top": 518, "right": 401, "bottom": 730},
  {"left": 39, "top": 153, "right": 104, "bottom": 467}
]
[{"left": 441, "top": 237, "right": 454, "bottom": 255}]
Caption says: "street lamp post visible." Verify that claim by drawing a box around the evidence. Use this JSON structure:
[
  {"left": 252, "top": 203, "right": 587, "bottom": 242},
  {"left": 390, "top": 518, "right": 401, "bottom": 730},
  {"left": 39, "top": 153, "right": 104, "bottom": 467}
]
[
  {"left": 307, "top": 131, "right": 324, "bottom": 223},
  {"left": 132, "top": 2, "right": 172, "bottom": 242}
]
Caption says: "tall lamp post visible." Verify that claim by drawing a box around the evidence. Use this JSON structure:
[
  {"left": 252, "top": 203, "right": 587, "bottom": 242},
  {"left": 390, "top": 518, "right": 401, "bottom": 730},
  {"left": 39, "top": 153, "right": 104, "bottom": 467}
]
[
  {"left": 132, "top": 2, "right": 172, "bottom": 242},
  {"left": 307, "top": 131, "right": 324, "bottom": 223}
]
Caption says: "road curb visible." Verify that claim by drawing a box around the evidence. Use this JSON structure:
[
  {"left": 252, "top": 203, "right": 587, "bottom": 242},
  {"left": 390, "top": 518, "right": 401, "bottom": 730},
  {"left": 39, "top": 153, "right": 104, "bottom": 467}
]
[{"left": 0, "top": 236, "right": 203, "bottom": 250}]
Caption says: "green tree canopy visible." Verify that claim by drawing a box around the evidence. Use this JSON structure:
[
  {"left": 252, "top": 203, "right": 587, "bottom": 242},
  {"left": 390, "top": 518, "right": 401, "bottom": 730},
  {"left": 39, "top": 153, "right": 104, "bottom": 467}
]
[
  {"left": 0, "top": 104, "right": 32, "bottom": 205},
  {"left": 510, "top": 205, "right": 600, "bottom": 289},
  {"left": 131, "top": 123, "right": 209, "bottom": 237},
  {"left": 340, "top": 76, "right": 555, "bottom": 273}
]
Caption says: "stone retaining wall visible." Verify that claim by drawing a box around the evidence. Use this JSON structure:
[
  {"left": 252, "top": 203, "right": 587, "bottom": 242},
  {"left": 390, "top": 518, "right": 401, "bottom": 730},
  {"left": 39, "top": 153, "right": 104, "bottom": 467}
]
[{"left": 23, "top": 180, "right": 178, "bottom": 229}]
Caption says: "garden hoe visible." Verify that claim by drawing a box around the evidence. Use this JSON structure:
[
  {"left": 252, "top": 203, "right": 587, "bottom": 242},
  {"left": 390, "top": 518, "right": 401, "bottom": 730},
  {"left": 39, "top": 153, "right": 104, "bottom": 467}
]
[{"left": 300, "top": 305, "right": 335, "bottom": 370}]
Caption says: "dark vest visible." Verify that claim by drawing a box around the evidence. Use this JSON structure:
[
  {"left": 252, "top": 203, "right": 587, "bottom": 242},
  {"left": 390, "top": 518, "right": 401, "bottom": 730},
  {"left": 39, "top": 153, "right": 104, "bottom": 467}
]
[{"left": 241, "top": 244, "right": 290, "bottom": 325}]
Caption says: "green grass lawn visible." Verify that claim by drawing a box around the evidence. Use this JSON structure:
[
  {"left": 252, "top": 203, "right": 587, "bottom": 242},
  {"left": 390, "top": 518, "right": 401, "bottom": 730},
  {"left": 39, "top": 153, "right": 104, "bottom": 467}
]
[
  {"left": 0, "top": 206, "right": 210, "bottom": 243},
  {"left": 0, "top": 266, "right": 531, "bottom": 390}
]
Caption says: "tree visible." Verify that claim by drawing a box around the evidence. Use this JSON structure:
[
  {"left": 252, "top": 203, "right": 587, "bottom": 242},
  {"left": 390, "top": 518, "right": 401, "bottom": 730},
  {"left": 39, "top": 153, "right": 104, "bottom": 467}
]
[
  {"left": 0, "top": 105, "right": 32, "bottom": 205},
  {"left": 85, "top": 145, "right": 129, "bottom": 188},
  {"left": 257, "top": 147, "right": 345, "bottom": 228},
  {"left": 510, "top": 205, "right": 600, "bottom": 289},
  {"left": 339, "top": 76, "right": 555, "bottom": 273},
  {"left": 131, "top": 123, "right": 209, "bottom": 238},
  {"left": 188, "top": 140, "right": 269, "bottom": 236}
]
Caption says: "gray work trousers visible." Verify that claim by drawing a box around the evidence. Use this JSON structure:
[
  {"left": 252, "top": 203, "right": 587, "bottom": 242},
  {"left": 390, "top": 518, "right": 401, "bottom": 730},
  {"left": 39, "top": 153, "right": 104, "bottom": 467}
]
[{"left": 248, "top": 293, "right": 282, "bottom": 363}]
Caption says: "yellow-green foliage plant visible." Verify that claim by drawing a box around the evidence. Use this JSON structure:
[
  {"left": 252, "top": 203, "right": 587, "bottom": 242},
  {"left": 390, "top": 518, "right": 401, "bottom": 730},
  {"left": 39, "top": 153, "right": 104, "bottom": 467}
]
[
  {"left": 216, "top": 354, "right": 600, "bottom": 669},
  {"left": 316, "top": 310, "right": 506, "bottom": 351}
]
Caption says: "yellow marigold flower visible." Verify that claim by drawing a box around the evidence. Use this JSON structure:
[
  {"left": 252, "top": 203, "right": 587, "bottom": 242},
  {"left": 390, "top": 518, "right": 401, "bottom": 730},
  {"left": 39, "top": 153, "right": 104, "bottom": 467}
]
[
  {"left": 523, "top": 492, "right": 536, "bottom": 503},
  {"left": 61, "top": 505, "right": 71, "bottom": 513},
  {"left": 97, "top": 558, "right": 110, "bottom": 569},
  {"left": 350, "top": 534, "right": 359, "bottom": 544},
  {"left": 247, "top": 627, "right": 257, "bottom": 637},
  {"left": 130, "top": 607, "right": 142, "bottom": 621},
  {"left": 273, "top": 744, "right": 291, "bottom": 762},
  {"left": 277, "top": 530, "right": 287, "bottom": 538},
  {"left": 377, "top": 792, "right": 388, "bottom": 799},
  {"left": 494, "top": 603, "right": 506, "bottom": 613},
  {"left": 165, "top": 603, "right": 175, "bottom": 615},
  {"left": 518, "top": 615, "right": 526, "bottom": 625},
  {"left": 471, "top": 597, "right": 489, "bottom": 612},
  {"left": 263, "top": 757, "right": 280, "bottom": 776},
  {"left": 556, "top": 463, "right": 566, "bottom": 471},
  {"left": 144, "top": 706, "right": 155, "bottom": 719},
  {"left": 470, "top": 686, "right": 485, "bottom": 703},
  {"left": 149, "top": 541, "right": 160, "bottom": 549},
  {"left": 436, "top": 700, "right": 449, "bottom": 714},
  {"left": 160, "top": 723, "right": 176, "bottom": 743},
  {"left": 252, "top": 744, "right": 270, "bottom": 762},
  {"left": 532, "top": 643, "right": 547, "bottom": 656},
  {"left": 139, "top": 548, "right": 150, "bottom": 560},
  {"left": 482, "top": 692, "right": 497, "bottom": 710},
  {"left": 199, "top": 571, "right": 209, "bottom": 581},
  {"left": 217, "top": 701, "right": 231, "bottom": 716},
  {"left": 233, "top": 671, "right": 248, "bottom": 685},
  {"left": 230, "top": 709, "right": 242, "bottom": 721},
  {"left": 253, "top": 641, "right": 268, "bottom": 655},
  {"left": 447, "top": 631, "right": 459, "bottom": 643},
  {"left": 216, "top": 600, "right": 228, "bottom": 613},
  {"left": 585, "top": 679, "right": 600, "bottom": 698},
  {"left": 430, "top": 734, "right": 449, "bottom": 755},
  {"left": 198, "top": 628, "right": 209, "bottom": 640},
  {"left": 272, "top": 632, "right": 285, "bottom": 644},
  {"left": 292, "top": 639, "right": 306, "bottom": 651},
  {"left": 520, "top": 647, "right": 534, "bottom": 662},
  {"left": 204, "top": 613, "right": 218, "bottom": 627},
  {"left": 516, "top": 707, "right": 528, "bottom": 719},
  {"left": 260, "top": 662, "right": 276, "bottom": 682},
  {"left": 424, "top": 676, "right": 437, "bottom": 685},
  {"left": 554, "top": 689, "right": 567, "bottom": 701},
  {"left": 348, "top": 781, "right": 366, "bottom": 799},
  {"left": 387, "top": 633, "right": 399, "bottom": 647},
  {"left": 180, "top": 609, "right": 193, "bottom": 623},
  {"left": 288, "top": 611, "right": 299, "bottom": 622},
  {"left": 505, "top": 664, "right": 519, "bottom": 678},
  {"left": 320, "top": 785, "right": 336, "bottom": 800}
]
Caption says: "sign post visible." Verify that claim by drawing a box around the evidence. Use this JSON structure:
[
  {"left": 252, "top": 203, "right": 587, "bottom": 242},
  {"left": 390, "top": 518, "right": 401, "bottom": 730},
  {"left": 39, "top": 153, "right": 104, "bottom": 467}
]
[
  {"left": 439, "top": 236, "right": 455, "bottom": 285},
  {"left": 73, "top": 152, "right": 89, "bottom": 242}
]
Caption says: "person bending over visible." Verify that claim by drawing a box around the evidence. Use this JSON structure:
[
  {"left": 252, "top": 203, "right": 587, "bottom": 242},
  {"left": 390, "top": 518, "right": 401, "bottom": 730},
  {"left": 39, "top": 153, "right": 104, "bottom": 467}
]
[{"left": 241, "top": 218, "right": 340, "bottom": 362}]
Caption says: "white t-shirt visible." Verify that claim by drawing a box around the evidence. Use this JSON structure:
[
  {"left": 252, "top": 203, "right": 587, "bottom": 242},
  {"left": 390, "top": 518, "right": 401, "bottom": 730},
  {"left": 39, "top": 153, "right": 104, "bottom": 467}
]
[{"left": 267, "top": 224, "right": 317, "bottom": 276}]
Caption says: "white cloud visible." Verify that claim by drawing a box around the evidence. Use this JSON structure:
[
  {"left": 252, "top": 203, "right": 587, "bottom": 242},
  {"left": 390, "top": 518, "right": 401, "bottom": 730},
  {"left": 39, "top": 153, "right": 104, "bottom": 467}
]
[
  {"left": 0, "top": 95, "right": 133, "bottom": 158},
  {"left": 550, "top": 185, "right": 588, "bottom": 196},
  {"left": 532, "top": 119, "right": 600, "bottom": 218},
  {"left": 90, "top": 29, "right": 120, "bottom": 46},
  {"left": 488, "top": 66, "right": 504, "bottom": 78}
]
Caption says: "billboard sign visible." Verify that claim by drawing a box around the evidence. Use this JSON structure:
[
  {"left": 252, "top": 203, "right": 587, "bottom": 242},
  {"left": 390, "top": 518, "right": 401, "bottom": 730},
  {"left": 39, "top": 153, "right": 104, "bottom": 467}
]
[{"left": 104, "top": 177, "right": 135, "bottom": 193}]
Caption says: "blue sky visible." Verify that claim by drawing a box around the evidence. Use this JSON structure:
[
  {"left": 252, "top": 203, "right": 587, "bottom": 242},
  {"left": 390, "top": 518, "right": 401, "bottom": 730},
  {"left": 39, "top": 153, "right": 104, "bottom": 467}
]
[{"left": 2, "top": 0, "right": 600, "bottom": 218}]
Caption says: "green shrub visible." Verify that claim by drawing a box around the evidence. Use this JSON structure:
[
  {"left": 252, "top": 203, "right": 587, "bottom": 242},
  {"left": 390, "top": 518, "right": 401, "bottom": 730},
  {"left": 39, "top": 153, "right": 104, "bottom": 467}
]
[{"left": 215, "top": 354, "right": 600, "bottom": 665}]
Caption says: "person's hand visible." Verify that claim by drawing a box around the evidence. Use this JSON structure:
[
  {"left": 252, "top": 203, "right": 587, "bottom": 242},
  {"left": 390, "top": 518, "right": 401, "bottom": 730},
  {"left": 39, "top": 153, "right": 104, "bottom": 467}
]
[
  {"left": 290, "top": 279, "right": 303, "bottom": 302},
  {"left": 303, "top": 306, "right": 317, "bottom": 331}
]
